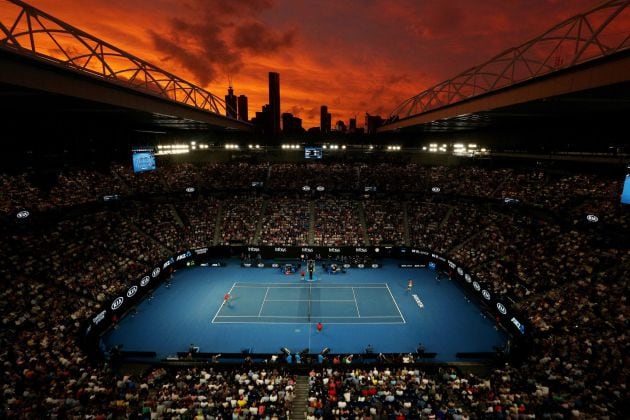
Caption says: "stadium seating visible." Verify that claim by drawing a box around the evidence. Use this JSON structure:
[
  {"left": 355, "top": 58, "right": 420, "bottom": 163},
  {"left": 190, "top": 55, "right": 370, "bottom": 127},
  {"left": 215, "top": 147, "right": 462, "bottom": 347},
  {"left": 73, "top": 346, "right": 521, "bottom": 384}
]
[{"left": 0, "top": 160, "right": 628, "bottom": 418}]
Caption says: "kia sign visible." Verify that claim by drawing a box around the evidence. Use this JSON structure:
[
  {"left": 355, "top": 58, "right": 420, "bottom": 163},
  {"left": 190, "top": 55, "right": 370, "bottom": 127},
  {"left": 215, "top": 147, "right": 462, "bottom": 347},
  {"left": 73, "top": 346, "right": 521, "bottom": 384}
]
[
  {"left": 16, "top": 210, "right": 30, "bottom": 219},
  {"left": 126, "top": 285, "right": 138, "bottom": 298},
  {"left": 111, "top": 297, "right": 124, "bottom": 311}
]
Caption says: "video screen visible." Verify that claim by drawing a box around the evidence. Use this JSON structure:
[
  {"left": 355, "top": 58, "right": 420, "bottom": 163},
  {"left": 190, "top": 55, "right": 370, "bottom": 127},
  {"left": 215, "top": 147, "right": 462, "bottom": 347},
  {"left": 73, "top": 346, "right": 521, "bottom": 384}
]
[
  {"left": 305, "top": 146, "right": 323, "bottom": 159},
  {"left": 132, "top": 149, "right": 156, "bottom": 173},
  {"left": 621, "top": 174, "right": 630, "bottom": 204}
]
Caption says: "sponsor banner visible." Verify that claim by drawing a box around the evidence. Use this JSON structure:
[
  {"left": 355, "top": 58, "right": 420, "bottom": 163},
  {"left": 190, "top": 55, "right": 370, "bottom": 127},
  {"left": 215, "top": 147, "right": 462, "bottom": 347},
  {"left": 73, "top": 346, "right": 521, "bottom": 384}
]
[
  {"left": 199, "top": 262, "right": 225, "bottom": 267},
  {"left": 399, "top": 263, "right": 426, "bottom": 268},
  {"left": 111, "top": 296, "right": 124, "bottom": 311},
  {"left": 241, "top": 262, "right": 282, "bottom": 268}
]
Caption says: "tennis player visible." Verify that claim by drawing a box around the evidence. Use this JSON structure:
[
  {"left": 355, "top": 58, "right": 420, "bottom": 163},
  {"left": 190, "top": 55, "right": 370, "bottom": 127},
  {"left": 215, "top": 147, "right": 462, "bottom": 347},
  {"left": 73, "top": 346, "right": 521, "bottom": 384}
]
[
  {"left": 223, "top": 293, "right": 231, "bottom": 306},
  {"left": 407, "top": 279, "right": 413, "bottom": 292}
]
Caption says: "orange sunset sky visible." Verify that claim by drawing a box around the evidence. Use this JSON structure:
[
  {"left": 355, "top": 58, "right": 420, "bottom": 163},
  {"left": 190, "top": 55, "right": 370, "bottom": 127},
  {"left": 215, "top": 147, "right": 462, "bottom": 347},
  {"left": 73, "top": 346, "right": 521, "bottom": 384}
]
[{"left": 5, "top": 0, "right": 601, "bottom": 128}]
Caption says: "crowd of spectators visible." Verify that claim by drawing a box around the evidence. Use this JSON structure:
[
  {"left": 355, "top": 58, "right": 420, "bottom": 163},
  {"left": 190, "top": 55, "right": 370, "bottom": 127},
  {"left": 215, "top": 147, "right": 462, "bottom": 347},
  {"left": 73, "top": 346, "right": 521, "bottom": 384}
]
[
  {"left": 363, "top": 198, "right": 406, "bottom": 246},
  {"left": 306, "top": 365, "right": 548, "bottom": 419},
  {"left": 220, "top": 196, "right": 263, "bottom": 245},
  {"left": 175, "top": 196, "right": 221, "bottom": 249},
  {"left": 259, "top": 197, "right": 310, "bottom": 246},
  {"left": 314, "top": 198, "right": 365, "bottom": 246},
  {"left": 0, "top": 160, "right": 628, "bottom": 417},
  {"left": 267, "top": 163, "right": 357, "bottom": 191}
]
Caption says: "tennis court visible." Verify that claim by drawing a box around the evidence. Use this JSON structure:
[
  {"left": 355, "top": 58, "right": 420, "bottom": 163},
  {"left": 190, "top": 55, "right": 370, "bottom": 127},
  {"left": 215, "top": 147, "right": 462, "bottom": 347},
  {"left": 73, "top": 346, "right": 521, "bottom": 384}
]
[{"left": 212, "top": 282, "right": 405, "bottom": 324}]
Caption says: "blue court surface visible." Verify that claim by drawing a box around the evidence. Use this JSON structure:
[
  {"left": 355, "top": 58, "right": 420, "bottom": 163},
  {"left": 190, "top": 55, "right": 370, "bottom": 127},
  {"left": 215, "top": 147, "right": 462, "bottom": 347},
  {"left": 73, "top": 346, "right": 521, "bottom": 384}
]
[
  {"left": 103, "top": 259, "right": 506, "bottom": 361},
  {"left": 212, "top": 283, "right": 404, "bottom": 324}
]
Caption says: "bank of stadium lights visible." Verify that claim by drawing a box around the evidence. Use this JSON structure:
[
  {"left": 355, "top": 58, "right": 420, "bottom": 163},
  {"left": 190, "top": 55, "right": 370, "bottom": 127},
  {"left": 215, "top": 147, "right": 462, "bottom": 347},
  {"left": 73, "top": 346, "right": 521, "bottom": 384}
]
[
  {"left": 320, "top": 144, "right": 345, "bottom": 150},
  {"left": 386, "top": 145, "right": 401, "bottom": 151},
  {"left": 453, "top": 143, "right": 485, "bottom": 156},
  {"left": 248, "top": 144, "right": 261, "bottom": 149},
  {"left": 224, "top": 144, "right": 239, "bottom": 149},
  {"left": 156, "top": 144, "right": 189, "bottom": 155},
  {"left": 281, "top": 144, "right": 301, "bottom": 150}
]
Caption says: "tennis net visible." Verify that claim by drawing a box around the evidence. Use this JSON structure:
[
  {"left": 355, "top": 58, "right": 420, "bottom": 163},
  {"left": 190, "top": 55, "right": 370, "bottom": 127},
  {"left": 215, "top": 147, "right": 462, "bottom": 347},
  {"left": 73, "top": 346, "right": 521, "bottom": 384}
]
[{"left": 307, "top": 281, "right": 312, "bottom": 321}]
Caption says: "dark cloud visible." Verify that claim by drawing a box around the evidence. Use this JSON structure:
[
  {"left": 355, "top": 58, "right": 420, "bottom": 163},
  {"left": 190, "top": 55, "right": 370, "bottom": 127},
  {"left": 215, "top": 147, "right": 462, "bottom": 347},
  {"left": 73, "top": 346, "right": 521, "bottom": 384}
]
[
  {"left": 233, "top": 21, "right": 296, "bottom": 54},
  {"left": 149, "top": 30, "right": 217, "bottom": 85},
  {"left": 387, "top": 74, "right": 411, "bottom": 85},
  {"left": 148, "top": 1, "right": 293, "bottom": 85},
  {"left": 306, "top": 106, "right": 319, "bottom": 121},
  {"left": 290, "top": 105, "right": 305, "bottom": 117},
  {"left": 149, "top": 19, "right": 241, "bottom": 86},
  {"left": 196, "top": 0, "right": 274, "bottom": 16}
]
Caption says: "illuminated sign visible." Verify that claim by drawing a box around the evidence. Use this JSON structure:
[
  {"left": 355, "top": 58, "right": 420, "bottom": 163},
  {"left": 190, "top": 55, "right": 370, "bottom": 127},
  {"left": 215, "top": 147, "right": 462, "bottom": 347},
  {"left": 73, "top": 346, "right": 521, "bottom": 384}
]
[
  {"left": 140, "top": 276, "right": 150, "bottom": 287},
  {"left": 586, "top": 214, "right": 599, "bottom": 223},
  {"left": 431, "top": 187, "right": 441, "bottom": 193},
  {"left": 511, "top": 317, "right": 525, "bottom": 334},
  {"left": 473, "top": 281, "right": 481, "bottom": 291},
  {"left": 111, "top": 297, "right": 124, "bottom": 311},
  {"left": 16, "top": 210, "right": 30, "bottom": 219},
  {"left": 126, "top": 285, "right": 138, "bottom": 298},
  {"left": 482, "top": 290, "right": 491, "bottom": 300},
  {"left": 496, "top": 303, "right": 507, "bottom": 315},
  {"left": 412, "top": 294, "right": 424, "bottom": 309},
  {"left": 185, "top": 187, "right": 195, "bottom": 193},
  {"left": 152, "top": 267, "right": 161, "bottom": 278},
  {"left": 92, "top": 310, "right": 107, "bottom": 325}
]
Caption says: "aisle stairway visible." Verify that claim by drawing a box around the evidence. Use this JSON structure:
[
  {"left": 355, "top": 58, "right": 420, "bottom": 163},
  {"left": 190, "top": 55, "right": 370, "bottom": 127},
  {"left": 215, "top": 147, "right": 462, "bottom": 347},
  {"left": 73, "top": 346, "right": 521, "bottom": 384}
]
[
  {"left": 292, "top": 375, "right": 310, "bottom": 419},
  {"left": 308, "top": 201, "right": 315, "bottom": 245}
]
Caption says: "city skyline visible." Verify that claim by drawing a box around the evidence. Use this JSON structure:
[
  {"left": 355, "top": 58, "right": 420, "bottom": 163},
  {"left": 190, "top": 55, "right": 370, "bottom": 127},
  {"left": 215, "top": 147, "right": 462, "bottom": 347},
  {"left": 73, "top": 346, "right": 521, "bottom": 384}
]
[{"left": 1, "top": 0, "right": 604, "bottom": 128}]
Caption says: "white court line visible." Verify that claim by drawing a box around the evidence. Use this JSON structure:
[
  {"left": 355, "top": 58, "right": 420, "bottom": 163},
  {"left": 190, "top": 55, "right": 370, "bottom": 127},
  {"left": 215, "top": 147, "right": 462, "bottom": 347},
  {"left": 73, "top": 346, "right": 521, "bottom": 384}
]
[
  {"left": 235, "top": 282, "right": 389, "bottom": 285},
  {"left": 385, "top": 283, "right": 406, "bottom": 324},
  {"left": 258, "top": 287, "right": 270, "bottom": 317},
  {"left": 215, "top": 315, "right": 402, "bottom": 318},
  {"left": 351, "top": 287, "right": 361, "bottom": 318},
  {"left": 265, "top": 299, "right": 356, "bottom": 302},
  {"left": 211, "top": 282, "right": 237, "bottom": 323},
  {"left": 213, "top": 320, "right": 405, "bottom": 324},
  {"left": 233, "top": 285, "right": 389, "bottom": 289}
]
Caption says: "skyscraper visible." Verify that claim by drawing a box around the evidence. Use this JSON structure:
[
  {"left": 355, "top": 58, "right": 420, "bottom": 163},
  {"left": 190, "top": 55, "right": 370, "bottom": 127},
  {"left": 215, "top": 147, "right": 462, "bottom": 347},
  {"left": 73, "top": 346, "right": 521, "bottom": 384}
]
[
  {"left": 320, "top": 105, "right": 331, "bottom": 134},
  {"left": 282, "top": 112, "right": 303, "bottom": 135},
  {"left": 237, "top": 95, "right": 248, "bottom": 122},
  {"left": 269, "top": 72, "right": 280, "bottom": 136},
  {"left": 365, "top": 113, "right": 384, "bottom": 135},
  {"left": 225, "top": 86, "right": 237, "bottom": 119},
  {"left": 349, "top": 118, "right": 357, "bottom": 133}
]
